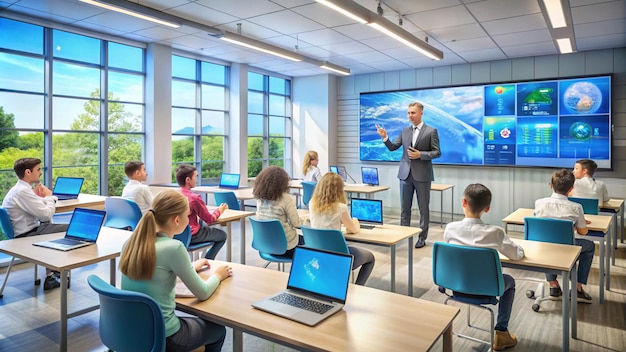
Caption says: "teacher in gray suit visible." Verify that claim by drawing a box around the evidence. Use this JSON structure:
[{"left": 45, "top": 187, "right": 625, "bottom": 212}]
[{"left": 376, "top": 102, "right": 441, "bottom": 248}]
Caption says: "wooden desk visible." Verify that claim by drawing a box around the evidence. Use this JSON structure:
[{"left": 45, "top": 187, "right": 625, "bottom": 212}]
[
  {"left": 431, "top": 183, "right": 455, "bottom": 227},
  {"left": 289, "top": 179, "right": 390, "bottom": 199},
  {"left": 601, "top": 198, "right": 624, "bottom": 265},
  {"left": 502, "top": 208, "right": 612, "bottom": 303},
  {"left": 345, "top": 224, "right": 422, "bottom": 296},
  {"left": 55, "top": 194, "right": 106, "bottom": 213},
  {"left": 176, "top": 261, "right": 459, "bottom": 352},
  {"left": 0, "top": 227, "right": 131, "bottom": 352},
  {"left": 212, "top": 208, "right": 255, "bottom": 264},
  {"left": 192, "top": 186, "right": 254, "bottom": 210},
  {"left": 499, "top": 239, "right": 581, "bottom": 351}
]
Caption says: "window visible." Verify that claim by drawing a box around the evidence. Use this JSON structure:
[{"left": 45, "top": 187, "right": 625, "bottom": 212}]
[
  {"left": 171, "top": 55, "right": 228, "bottom": 184},
  {"left": 247, "top": 72, "right": 292, "bottom": 177}
]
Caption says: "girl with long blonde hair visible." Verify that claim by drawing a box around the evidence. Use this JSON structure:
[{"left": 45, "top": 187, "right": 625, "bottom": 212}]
[{"left": 302, "top": 150, "right": 321, "bottom": 182}]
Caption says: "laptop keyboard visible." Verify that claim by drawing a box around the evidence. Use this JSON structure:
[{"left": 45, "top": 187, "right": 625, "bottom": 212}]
[
  {"left": 50, "top": 238, "right": 82, "bottom": 245},
  {"left": 55, "top": 195, "right": 76, "bottom": 201},
  {"left": 271, "top": 293, "right": 334, "bottom": 315}
]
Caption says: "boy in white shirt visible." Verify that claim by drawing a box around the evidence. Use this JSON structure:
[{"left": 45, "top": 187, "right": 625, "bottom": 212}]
[
  {"left": 571, "top": 159, "right": 609, "bottom": 203},
  {"left": 121, "top": 161, "right": 153, "bottom": 214},
  {"left": 444, "top": 183, "right": 524, "bottom": 351}
]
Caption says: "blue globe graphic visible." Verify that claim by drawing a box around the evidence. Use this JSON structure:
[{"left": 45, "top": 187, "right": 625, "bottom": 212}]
[
  {"left": 569, "top": 122, "right": 592, "bottom": 141},
  {"left": 563, "top": 82, "right": 602, "bottom": 114}
]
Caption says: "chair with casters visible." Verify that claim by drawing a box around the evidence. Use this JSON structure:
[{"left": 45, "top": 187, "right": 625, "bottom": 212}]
[
  {"left": 300, "top": 182, "right": 317, "bottom": 209},
  {"left": 104, "top": 197, "right": 143, "bottom": 231},
  {"left": 568, "top": 197, "right": 599, "bottom": 215},
  {"left": 432, "top": 242, "right": 504, "bottom": 350},
  {"left": 0, "top": 207, "right": 41, "bottom": 297},
  {"left": 173, "top": 225, "right": 214, "bottom": 261},
  {"left": 249, "top": 217, "right": 292, "bottom": 271},
  {"left": 214, "top": 191, "right": 240, "bottom": 211},
  {"left": 87, "top": 275, "right": 165, "bottom": 352},
  {"left": 523, "top": 217, "right": 575, "bottom": 312}
]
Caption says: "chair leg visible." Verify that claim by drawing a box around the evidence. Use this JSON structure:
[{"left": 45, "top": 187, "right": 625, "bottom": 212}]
[
  {"left": 445, "top": 299, "right": 495, "bottom": 350},
  {"left": 0, "top": 257, "right": 16, "bottom": 298},
  {"left": 34, "top": 263, "right": 40, "bottom": 285}
]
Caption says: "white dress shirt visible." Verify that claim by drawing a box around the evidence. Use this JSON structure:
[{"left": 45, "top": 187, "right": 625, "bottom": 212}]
[
  {"left": 122, "top": 180, "right": 154, "bottom": 214},
  {"left": 1, "top": 179, "right": 57, "bottom": 236},
  {"left": 411, "top": 121, "right": 424, "bottom": 146},
  {"left": 303, "top": 166, "right": 322, "bottom": 182},
  {"left": 534, "top": 193, "right": 587, "bottom": 232},
  {"left": 572, "top": 177, "right": 609, "bottom": 203},
  {"left": 444, "top": 217, "right": 524, "bottom": 260}
]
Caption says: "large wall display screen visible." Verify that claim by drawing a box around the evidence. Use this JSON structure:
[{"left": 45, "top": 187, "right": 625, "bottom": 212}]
[{"left": 359, "top": 75, "right": 611, "bottom": 169}]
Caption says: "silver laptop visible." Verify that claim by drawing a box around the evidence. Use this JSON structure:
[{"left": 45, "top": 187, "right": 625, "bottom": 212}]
[
  {"left": 53, "top": 177, "right": 84, "bottom": 200},
  {"left": 252, "top": 246, "right": 353, "bottom": 326},
  {"left": 33, "top": 208, "right": 106, "bottom": 251},
  {"left": 351, "top": 198, "right": 384, "bottom": 229}
]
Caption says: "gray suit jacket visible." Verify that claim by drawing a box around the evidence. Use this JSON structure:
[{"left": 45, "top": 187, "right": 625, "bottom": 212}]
[{"left": 384, "top": 124, "right": 441, "bottom": 182}]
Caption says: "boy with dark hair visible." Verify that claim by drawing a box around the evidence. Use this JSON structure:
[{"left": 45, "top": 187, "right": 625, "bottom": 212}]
[
  {"left": 175, "top": 164, "right": 227, "bottom": 260},
  {"left": 571, "top": 159, "right": 609, "bottom": 203},
  {"left": 534, "top": 169, "right": 595, "bottom": 302},
  {"left": 122, "top": 161, "right": 153, "bottom": 214},
  {"left": 444, "top": 183, "right": 524, "bottom": 351},
  {"left": 2, "top": 158, "right": 69, "bottom": 290}
]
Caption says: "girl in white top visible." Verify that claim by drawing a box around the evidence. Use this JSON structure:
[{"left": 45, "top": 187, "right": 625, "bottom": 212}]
[
  {"left": 302, "top": 150, "right": 321, "bottom": 182},
  {"left": 309, "top": 172, "right": 375, "bottom": 285}
]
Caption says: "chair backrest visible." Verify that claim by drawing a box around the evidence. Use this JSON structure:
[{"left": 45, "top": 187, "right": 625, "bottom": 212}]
[
  {"left": 300, "top": 226, "right": 350, "bottom": 254},
  {"left": 104, "top": 197, "right": 143, "bottom": 230},
  {"left": 87, "top": 275, "right": 165, "bottom": 352},
  {"left": 0, "top": 207, "right": 15, "bottom": 239},
  {"left": 432, "top": 242, "right": 504, "bottom": 298},
  {"left": 524, "top": 217, "right": 575, "bottom": 245},
  {"left": 213, "top": 191, "right": 240, "bottom": 210},
  {"left": 568, "top": 196, "right": 599, "bottom": 215},
  {"left": 301, "top": 182, "right": 317, "bottom": 207},
  {"left": 173, "top": 225, "right": 191, "bottom": 249},
  {"left": 249, "top": 217, "right": 288, "bottom": 255}
]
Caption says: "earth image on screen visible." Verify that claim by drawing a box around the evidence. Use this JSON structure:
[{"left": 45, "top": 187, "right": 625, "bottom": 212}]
[
  {"left": 569, "top": 121, "right": 592, "bottom": 141},
  {"left": 563, "top": 81, "right": 602, "bottom": 114}
]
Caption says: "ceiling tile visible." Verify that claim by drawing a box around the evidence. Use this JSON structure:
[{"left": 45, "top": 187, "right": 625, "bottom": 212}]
[
  {"left": 492, "top": 29, "right": 552, "bottom": 47},
  {"left": 135, "top": 26, "right": 184, "bottom": 40},
  {"left": 195, "top": 0, "right": 284, "bottom": 19},
  {"left": 575, "top": 18, "right": 626, "bottom": 38},
  {"left": 166, "top": 2, "right": 238, "bottom": 26},
  {"left": 501, "top": 40, "right": 556, "bottom": 58},
  {"left": 404, "top": 5, "right": 476, "bottom": 31},
  {"left": 292, "top": 3, "right": 360, "bottom": 27},
  {"left": 215, "top": 20, "right": 283, "bottom": 40},
  {"left": 466, "top": 0, "right": 540, "bottom": 21},
  {"left": 482, "top": 13, "right": 546, "bottom": 36},
  {"left": 445, "top": 37, "right": 497, "bottom": 52},
  {"left": 296, "top": 28, "right": 352, "bottom": 46},
  {"left": 572, "top": 0, "right": 626, "bottom": 24},
  {"left": 457, "top": 47, "right": 507, "bottom": 62},
  {"left": 429, "top": 23, "right": 487, "bottom": 43},
  {"left": 333, "top": 23, "right": 385, "bottom": 41},
  {"left": 247, "top": 10, "right": 325, "bottom": 35}
]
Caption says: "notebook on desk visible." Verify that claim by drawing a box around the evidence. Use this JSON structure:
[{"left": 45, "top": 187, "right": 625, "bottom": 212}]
[
  {"left": 52, "top": 177, "right": 84, "bottom": 200},
  {"left": 351, "top": 198, "right": 383, "bottom": 229},
  {"left": 252, "top": 246, "right": 353, "bottom": 326},
  {"left": 218, "top": 173, "right": 241, "bottom": 189},
  {"left": 361, "top": 167, "right": 379, "bottom": 186},
  {"left": 33, "top": 208, "right": 106, "bottom": 251}
]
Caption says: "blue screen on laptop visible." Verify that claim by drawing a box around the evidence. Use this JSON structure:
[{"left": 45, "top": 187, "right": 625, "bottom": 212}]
[
  {"left": 66, "top": 209, "right": 105, "bottom": 241},
  {"left": 53, "top": 177, "right": 83, "bottom": 195},
  {"left": 287, "top": 247, "right": 352, "bottom": 301},
  {"left": 350, "top": 198, "right": 383, "bottom": 224},
  {"left": 219, "top": 173, "right": 240, "bottom": 188}
]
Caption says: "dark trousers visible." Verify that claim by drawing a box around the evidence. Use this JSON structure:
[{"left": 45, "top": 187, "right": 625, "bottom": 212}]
[
  {"left": 190, "top": 224, "right": 227, "bottom": 260},
  {"left": 400, "top": 173, "right": 431, "bottom": 239}
]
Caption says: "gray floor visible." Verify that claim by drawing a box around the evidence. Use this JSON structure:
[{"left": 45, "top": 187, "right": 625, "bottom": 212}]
[{"left": 1, "top": 212, "right": 625, "bottom": 352}]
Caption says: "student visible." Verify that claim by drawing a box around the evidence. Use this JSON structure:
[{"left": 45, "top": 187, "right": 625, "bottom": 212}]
[
  {"left": 121, "top": 161, "right": 154, "bottom": 214},
  {"left": 119, "top": 190, "right": 232, "bottom": 352},
  {"left": 570, "top": 159, "right": 609, "bottom": 203},
  {"left": 1, "top": 158, "right": 69, "bottom": 290},
  {"left": 444, "top": 183, "right": 523, "bottom": 351},
  {"left": 253, "top": 166, "right": 305, "bottom": 258},
  {"left": 534, "top": 169, "right": 594, "bottom": 302},
  {"left": 309, "top": 173, "right": 375, "bottom": 285},
  {"left": 302, "top": 150, "right": 321, "bottom": 182},
  {"left": 175, "top": 164, "right": 227, "bottom": 260}
]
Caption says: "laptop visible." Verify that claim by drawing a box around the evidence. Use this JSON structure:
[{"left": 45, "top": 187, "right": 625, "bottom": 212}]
[
  {"left": 33, "top": 208, "right": 106, "bottom": 251},
  {"left": 329, "top": 165, "right": 347, "bottom": 182},
  {"left": 351, "top": 198, "right": 383, "bottom": 229},
  {"left": 252, "top": 246, "right": 353, "bottom": 326},
  {"left": 52, "top": 177, "right": 84, "bottom": 200},
  {"left": 361, "top": 167, "right": 379, "bottom": 186},
  {"left": 218, "top": 173, "right": 241, "bottom": 189}
]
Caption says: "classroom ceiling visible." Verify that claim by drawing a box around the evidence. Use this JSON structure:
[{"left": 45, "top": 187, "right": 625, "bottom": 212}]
[{"left": 2, "top": 0, "right": 625, "bottom": 77}]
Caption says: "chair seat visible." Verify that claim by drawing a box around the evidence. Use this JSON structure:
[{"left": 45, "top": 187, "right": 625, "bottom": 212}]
[
  {"left": 188, "top": 242, "right": 214, "bottom": 251},
  {"left": 452, "top": 291, "right": 499, "bottom": 305},
  {"left": 259, "top": 252, "right": 293, "bottom": 263}
]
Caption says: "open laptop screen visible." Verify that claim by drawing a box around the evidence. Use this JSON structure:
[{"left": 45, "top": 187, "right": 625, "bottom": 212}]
[
  {"left": 219, "top": 173, "right": 240, "bottom": 189},
  {"left": 329, "top": 165, "right": 347, "bottom": 182},
  {"left": 66, "top": 208, "right": 106, "bottom": 242},
  {"left": 53, "top": 177, "right": 84, "bottom": 196},
  {"left": 361, "top": 167, "right": 379, "bottom": 186},
  {"left": 287, "top": 246, "right": 352, "bottom": 303},
  {"left": 350, "top": 198, "right": 383, "bottom": 225}
]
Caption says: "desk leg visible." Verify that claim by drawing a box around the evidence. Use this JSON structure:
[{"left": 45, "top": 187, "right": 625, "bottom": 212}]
[
  {"left": 226, "top": 223, "right": 232, "bottom": 263},
  {"left": 390, "top": 244, "right": 396, "bottom": 293},
  {"left": 233, "top": 328, "right": 243, "bottom": 352},
  {"left": 408, "top": 236, "right": 414, "bottom": 297},
  {"left": 607, "top": 223, "right": 612, "bottom": 290},
  {"left": 561, "top": 268, "right": 570, "bottom": 351},
  {"left": 442, "top": 323, "right": 453, "bottom": 352},
  {"left": 60, "top": 270, "right": 69, "bottom": 352},
  {"left": 240, "top": 218, "right": 246, "bottom": 265},
  {"left": 450, "top": 188, "right": 454, "bottom": 223},
  {"left": 440, "top": 190, "right": 443, "bottom": 228},
  {"left": 612, "top": 213, "right": 617, "bottom": 266},
  {"left": 571, "top": 264, "right": 578, "bottom": 339},
  {"left": 599, "top": 237, "right": 605, "bottom": 303}
]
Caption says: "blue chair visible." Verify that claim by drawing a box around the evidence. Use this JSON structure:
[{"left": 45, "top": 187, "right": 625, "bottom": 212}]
[
  {"left": 104, "top": 197, "right": 143, "bottom": 231},
  {"left": 432, "top": 242, "right": 504, "bottom": 350},
  {"left": 173, "top": 225, "right": 214, "bottom": 260},
  {"left": 300, "top": 226, "right": 349, "bottom": 254},
  {"left": 214, "top": 191, "right": 240, "bottom": 210},
  {"left": 301, "top": 182, "right": 317, "bottom": 209},
  {"left": 524, "top": 217, "right": 575, "bottom": 312},
  {"left": 249, "top": 217, "right": 292, "bottom": 271},
  {"left": 0, "top": 207, "right": 41, "bottom": 297},
  {"left": 568, "top": 197, "right": 599, "bottom": 215},
  {"left": 87, "top": 275, "right": 165, "bottom": 352}
]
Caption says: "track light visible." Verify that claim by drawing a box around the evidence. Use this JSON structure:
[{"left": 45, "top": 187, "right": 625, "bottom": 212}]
[
  {"left": 216, "top": 32, "right": 304, "bottom": 62},
  {"left": 79, "top": 0, "right": 181, "bottom": 28},
  {"left": 320, "top": 61, "right": 351, "bottom": 75}
]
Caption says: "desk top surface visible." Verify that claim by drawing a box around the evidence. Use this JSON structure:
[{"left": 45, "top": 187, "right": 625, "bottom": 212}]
[
  {"left": 213, "top": 208, "right": 255, "bottom": 223},
  {"left": 431, "top": 183, "right": 455, "bottom": 191},
  {"left": 0, "top": 227, "right": 131, "bottom": 271},
  {"left": 345, "top": 223, "right": 422, "bottom": 245},
  {"left": 192, "top": 186, "right": 255, "bottom": 200},
  {"left": 55, "top": 193, "right": 107, "bottom": 212},
  {"left": 177, "top": 260, "right": 459, "bottom": 352},
  {"left": 502, "top": 208, "right": 612, "bottom": 233},
  {"left": 601, "top": 198, "right": 624, "bottom": 211},
  {"left": 289, "top": 180, "right": 390, "bottom": 194},
  {"left": 500, "top": 239, "right": 581, "bottom": 271}
]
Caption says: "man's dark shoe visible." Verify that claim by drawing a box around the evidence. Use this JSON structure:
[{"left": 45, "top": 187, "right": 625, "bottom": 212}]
[
  {"left": 549, "top": 286, "right": 562, "bottom": 300},
  {"left": 43, "top": 275, "right": 60, "bottom": 291},
  {"left": 577, "top": 288, "right": 592, "bottom": 303},
  {"left": 414, "top": 237, "right": 426, "bottom": 248}
]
